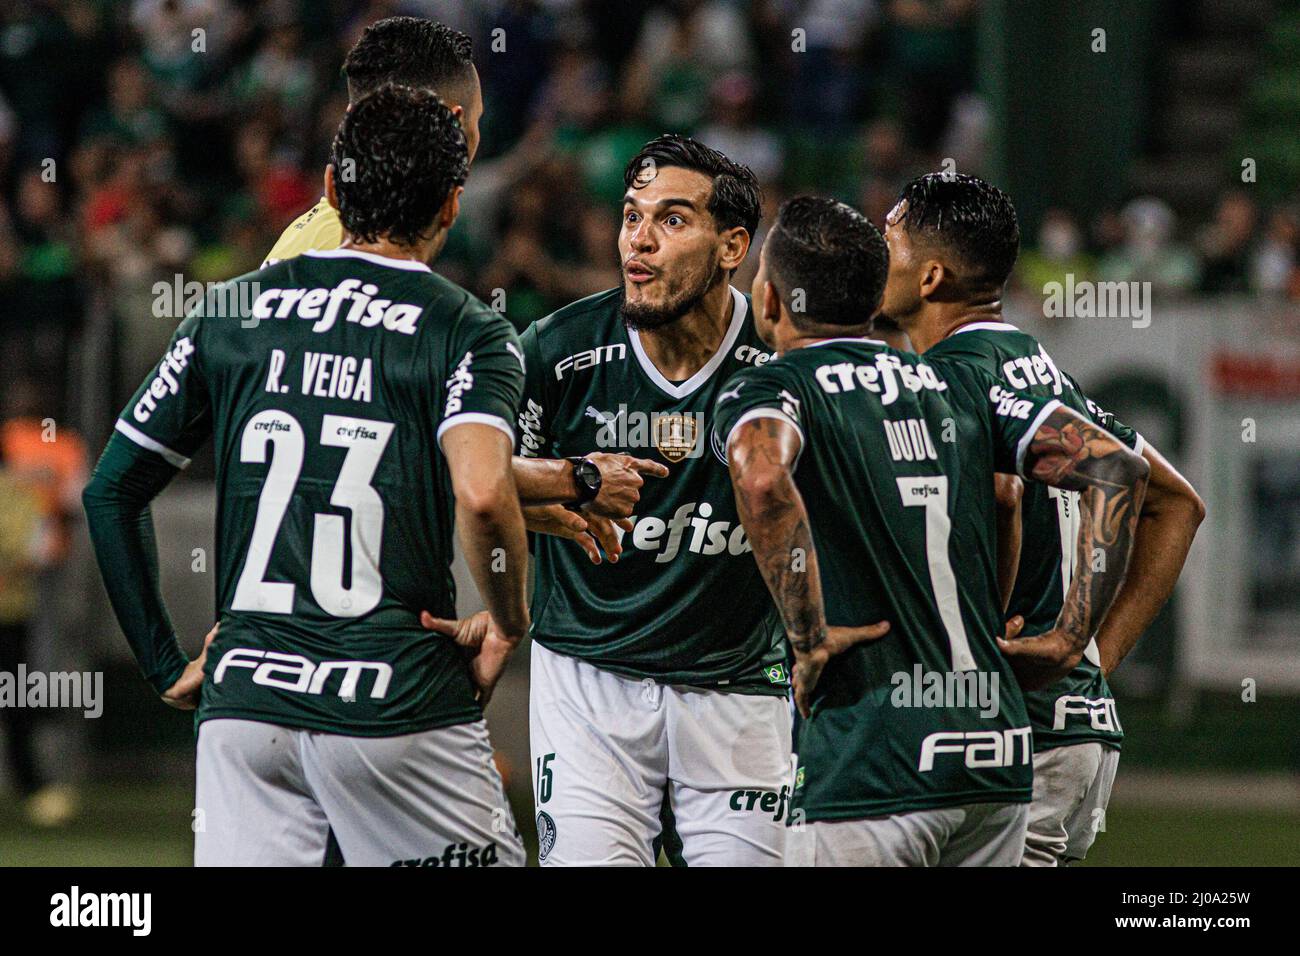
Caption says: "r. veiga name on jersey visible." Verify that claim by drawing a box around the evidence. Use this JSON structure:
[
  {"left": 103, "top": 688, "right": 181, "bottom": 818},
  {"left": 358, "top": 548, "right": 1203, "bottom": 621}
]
[
  {"left": 814, "top": 352, "right": 947, "bottom": 405},
  {"left": 133, "top": 335, "right": 196, "bottom": 423},
  {"left": 552, "top": 342, "right": 773, "bottom": 380},
  {"left": 623, "top": 500, "right": 750, "bottom": 562},
  {"left": 250, "top": 279, "right": 424, "bottom": 335}
]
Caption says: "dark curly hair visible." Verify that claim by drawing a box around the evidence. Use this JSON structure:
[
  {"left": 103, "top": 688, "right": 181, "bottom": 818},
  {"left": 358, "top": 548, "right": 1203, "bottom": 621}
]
[
  {"left": 330, "top": 84, "right": 468, "bottom": 247},
  {"left": 765, "top": 196, "right": 889, "bottom": 328},
  {"left": 343, "top": 16, "right": 475, "bottom": 101},
  {"left": 623, "top": 134, "right": 762, "bottom": 238},
  {"left": 893, "top": 173, "right": 1020, "bottom": 287}
]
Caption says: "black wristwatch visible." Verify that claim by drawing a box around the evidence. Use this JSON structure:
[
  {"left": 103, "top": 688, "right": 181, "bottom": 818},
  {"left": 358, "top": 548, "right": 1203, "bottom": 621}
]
[{"left": 566, "top": 456, "right": 602, "bottom": 506}]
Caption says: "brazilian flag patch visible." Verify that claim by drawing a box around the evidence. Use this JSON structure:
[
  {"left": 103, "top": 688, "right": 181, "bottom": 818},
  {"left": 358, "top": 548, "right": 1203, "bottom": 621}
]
[{"left": 765, "top": 663, "right": 788, "bottom": 684}]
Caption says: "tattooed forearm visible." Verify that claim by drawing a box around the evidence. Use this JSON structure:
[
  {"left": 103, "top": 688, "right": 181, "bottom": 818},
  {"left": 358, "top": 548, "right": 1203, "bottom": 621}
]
[
  {"left": 1024, "top": 407, "right": 1150, "bottom": 653},
  {"left": 729, "top": 419, "right": 827, "bottom": 654}
]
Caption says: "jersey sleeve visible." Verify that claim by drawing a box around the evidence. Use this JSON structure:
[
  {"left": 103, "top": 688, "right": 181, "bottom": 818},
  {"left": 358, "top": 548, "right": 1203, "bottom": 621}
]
[
  {"left": 712, "top": 363, "right": 806, "bottom": 464},
  {"left": 950, "top": 363, "right": 1061, "bottom": 478},
  {"left": 514, "top": 321, "right": 552, "bottom": 458},
  {"left": 1068, "top": 374, "right": 1145, "bottom": 454},
  {"left": 113, "top": 312, "right": 212, "bottom": 469},
  {"left": 436, "top": 307, "right": 526, "bottom": 451}
]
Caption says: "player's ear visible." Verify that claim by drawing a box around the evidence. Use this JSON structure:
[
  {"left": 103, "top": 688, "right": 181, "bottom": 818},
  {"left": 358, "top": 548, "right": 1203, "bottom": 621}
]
[
  {"left": 437, "top": 185, "right": 463, "bottom": 231},
  {"left": 919, "top": 259, "right": 945, "bottom": 300},
  {"left": 719, "top": 226, "right": 751, "bottom": 273},
  {"left": 762, "top": 279, "right": 782, "bottom": 330},
  {"left": 324, "top": 165, "right": 338, "bottom": 212}
]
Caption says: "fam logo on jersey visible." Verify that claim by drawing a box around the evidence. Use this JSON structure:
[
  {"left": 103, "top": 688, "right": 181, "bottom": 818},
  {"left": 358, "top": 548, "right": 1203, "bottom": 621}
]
[
  {"left": 213, "top": 648, "right": 392, "bottom": 700},
  {"left": 390, "top": 842, "right": 503, "bottom": 867},
  {"left": 536, "top": 811, "right": 557, "bottom": 862},
  {"left": 918, "top": 727, "right": 1032, "bottom": 772},
  {"left": 654, "top": 413, "right": 698, "bottom": 462}
]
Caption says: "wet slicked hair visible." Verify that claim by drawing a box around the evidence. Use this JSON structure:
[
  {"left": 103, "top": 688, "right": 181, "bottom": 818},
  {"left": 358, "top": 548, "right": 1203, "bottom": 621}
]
[
  {"left": 894, "top": 173, "right": 1020, "bottom": 287},
  {"left": 623, "top": 134, "right": 762, "bottom": 238},
  {"left": 765, "top": 196, "right": 889, "bottom": 328},
  {"left": 343, "top": 16, "right": 474, "bottom": 101},
  {"left": 331, "top": 84, "right": 468, "bottom": 247}
]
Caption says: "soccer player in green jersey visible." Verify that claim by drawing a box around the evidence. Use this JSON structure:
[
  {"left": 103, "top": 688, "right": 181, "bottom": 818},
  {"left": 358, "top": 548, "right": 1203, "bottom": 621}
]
[
  {"left": 480, "top": 134, "right": 871, "bottom": 866},
  {"left": 879, "top": 174, "right": 1205, "bottom": 864},
  {"left": 715, "top": 197, "right": 1151, "bottom": 866},
  {"left": 83, "top": 86, "right": 529, "bottom": 866}
]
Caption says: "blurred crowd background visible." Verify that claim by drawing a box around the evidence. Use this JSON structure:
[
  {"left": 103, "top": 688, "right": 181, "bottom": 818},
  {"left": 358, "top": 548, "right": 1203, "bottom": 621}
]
[{"left": 1, "top": 0, "right": 1299, "bottom": 863}]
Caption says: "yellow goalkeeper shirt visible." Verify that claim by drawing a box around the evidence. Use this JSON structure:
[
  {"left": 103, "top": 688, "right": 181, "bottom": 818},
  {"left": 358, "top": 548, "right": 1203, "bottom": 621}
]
[{"left": 262, "top": 197, "right": 343, "bottom": 266}]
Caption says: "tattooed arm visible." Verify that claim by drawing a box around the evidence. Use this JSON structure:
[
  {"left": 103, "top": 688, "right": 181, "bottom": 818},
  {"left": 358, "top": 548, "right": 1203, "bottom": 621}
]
[
  {"left": 997, "top": 405, "right": 1150, "bottom": 690},
  {"left": 728, "top": 417, "right": 889, "bottom": 717}
]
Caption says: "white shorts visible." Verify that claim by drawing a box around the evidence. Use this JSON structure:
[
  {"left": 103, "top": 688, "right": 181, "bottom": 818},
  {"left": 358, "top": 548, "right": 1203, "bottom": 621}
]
[
  {"left": 529, "top": 642, "right": 792, "bottom": 866},
  {"left": 789, "top": 802, "right": 1029, "bottom": 867},
  {"left": 1022, "top": 742, "right": 1120, "bottom": 866},
  {"left": 194, "top": 717, "right": 525, "bottom": 867}
]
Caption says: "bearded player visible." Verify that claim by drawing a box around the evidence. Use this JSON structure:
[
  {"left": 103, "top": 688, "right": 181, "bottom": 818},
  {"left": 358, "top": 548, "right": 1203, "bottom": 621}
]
[
  {"left": 442, "top": 135, "right": 876, "bottom": 866},
  {"left": 84, "top": 86, "right": 528, "bottom": 866},
  {"left": 880, "top": 173, "right": 1205, "bottom": 865},
  {"left": 716, "top": 196, "right": 1150, "bottom": 865}
]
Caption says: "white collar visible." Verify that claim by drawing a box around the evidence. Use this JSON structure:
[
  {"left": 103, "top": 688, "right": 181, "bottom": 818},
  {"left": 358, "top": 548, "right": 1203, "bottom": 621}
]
[
  {"left": 303, "top": 248, "right": 433, "bottom": 273},
  {"left": 806, "top": 336, "right": 888, "bottom": 348},
  {"left": 949, "top": 321, "right": 1019, "bottom": 336},
  {"left": 628, "top": 286, "right": 749, "bottom": 399}
]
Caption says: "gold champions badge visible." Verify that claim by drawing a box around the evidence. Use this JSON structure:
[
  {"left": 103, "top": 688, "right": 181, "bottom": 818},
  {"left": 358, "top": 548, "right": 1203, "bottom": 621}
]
[{"left": 653, "top": 413, "right": 699, "bottom": 462}]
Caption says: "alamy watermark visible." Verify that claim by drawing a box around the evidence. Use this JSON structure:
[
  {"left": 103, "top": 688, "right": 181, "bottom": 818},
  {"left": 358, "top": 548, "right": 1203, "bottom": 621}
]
[
  {"left": 1042, "top": 275, "right": 1151, "bottom": 329},
  {"left": 0, "top": 666, "right": 103, "bottom": 718},
  {"left": 891, "top": 665, "right": 1000, "bottom": 718}
]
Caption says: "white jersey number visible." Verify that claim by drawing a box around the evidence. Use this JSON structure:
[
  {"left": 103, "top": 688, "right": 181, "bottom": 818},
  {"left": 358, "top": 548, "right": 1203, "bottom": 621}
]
[
  {"left": 232, "top": 410, "right": 394, "bottom": 618},
  {"left": 896, "top": 476, "right": 977, "bottom": 671}
]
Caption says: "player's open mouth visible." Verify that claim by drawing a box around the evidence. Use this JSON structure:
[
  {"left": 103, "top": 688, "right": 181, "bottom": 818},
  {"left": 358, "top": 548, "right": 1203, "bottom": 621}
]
[{"left": 625, "top": 261, "right": 655, "bottom": 283}]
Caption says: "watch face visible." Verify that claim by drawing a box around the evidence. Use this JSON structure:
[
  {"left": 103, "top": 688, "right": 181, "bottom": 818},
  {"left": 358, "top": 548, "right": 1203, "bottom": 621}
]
[{"left": 577, "top": 461, "right": 600, "bottom": 491}]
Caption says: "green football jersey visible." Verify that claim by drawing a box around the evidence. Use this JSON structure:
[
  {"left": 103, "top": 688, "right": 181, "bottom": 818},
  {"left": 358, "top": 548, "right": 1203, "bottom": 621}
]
[
  {"left": 110, "top": 248, "right": 524, "bottom": 736},
  {"left": 517, "top": 286, "right": 787, "bottom": 694},
  {"left": 927, "top": 321, "right": 1141, "bottom": 752},
  {"left": 714, "top": 337, "right": 1062, "bottom": 820}
]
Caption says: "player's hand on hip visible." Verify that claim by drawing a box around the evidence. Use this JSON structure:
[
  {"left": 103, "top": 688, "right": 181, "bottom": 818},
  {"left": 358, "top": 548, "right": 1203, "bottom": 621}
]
[
  {"left": 792, "top": 620, "right": 890, "bottom": 718},
  {"left": 421, "top": 611, "right": 516, "bottom": 706},
  {"left": 997, "top": 617, "right": 1083, "bottom": 691},
  {"left": 162, "top": 622, "right": 218, "bottom": 711},
  {"left": 586, "top": 452, "right": 669, "bottom": 519}
]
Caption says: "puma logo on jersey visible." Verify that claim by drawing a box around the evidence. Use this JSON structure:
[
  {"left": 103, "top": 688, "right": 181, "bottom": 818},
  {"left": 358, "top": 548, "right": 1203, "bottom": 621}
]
[
  {"left": 214, "top": 648, "right": 393, "bottom": 700},
  {"left": 882, "top": 418, "right": 939, "bottom": 462},
  {"left": 133, "top": 336, "right": 196, "bottom": 423},
  {"left": 554, "top": 344, "right": 626, "bottom": 380},
  {"left": 250, "top": 279, "right": 422, "bottom": 335},
  {"left": 815, "top": 352, "right": 947, "bottom": 406},
  {"left": 627, "top": 501, "right": 750, "bottom": 562},
  {"left": 1001, "top": 346, "right": 1064, "bottom": 395},
  {"left": 918, "top": 727, "right": 1032, "bottom": 772}
]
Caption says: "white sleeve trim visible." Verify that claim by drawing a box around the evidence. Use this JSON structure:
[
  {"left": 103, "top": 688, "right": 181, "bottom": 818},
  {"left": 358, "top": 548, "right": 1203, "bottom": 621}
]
[
  {"left": 1131, "top": 432, "right": 1146, "bottom": 457},
  {"left": 437, "top": 412, "right": 517, "bottom": 450},
  {"left": 1014, "top": 399, "right": 1062, "bottom": 478},
  {"left": 114, "top": 419, "right": 192, "bottom": 469},
  {"left": 726, "top": 408, "right": 805, "bottom": 462}
]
